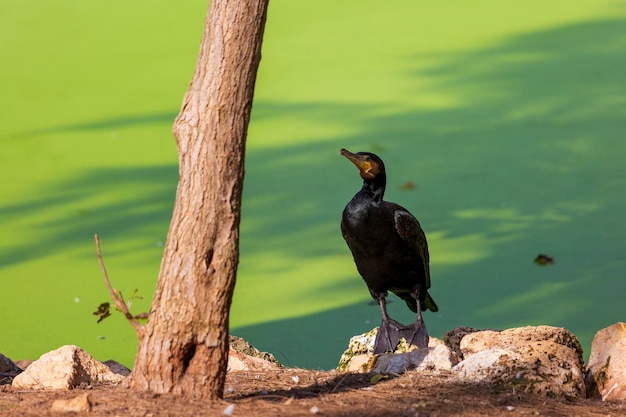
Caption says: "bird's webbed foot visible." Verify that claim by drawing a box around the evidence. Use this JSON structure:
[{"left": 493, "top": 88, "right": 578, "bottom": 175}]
[
  {"left": 399, "top": 319, "right": 429, "bottom": 350},
  {"left": 374, "top": 317, "right": 429, "bottom": 354},
  {"left": 374, "top": 317, "right": 408, "bottom": 354}
]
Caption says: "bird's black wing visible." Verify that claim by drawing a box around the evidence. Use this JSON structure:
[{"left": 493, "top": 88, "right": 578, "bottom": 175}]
[{"left": 393, "top": 208, "right": 431, "bottom": 290}]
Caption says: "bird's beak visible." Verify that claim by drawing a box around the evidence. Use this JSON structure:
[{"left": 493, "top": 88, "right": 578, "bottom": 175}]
[{"left": 340, "top": 148, "right": 372, "bottom": 175}]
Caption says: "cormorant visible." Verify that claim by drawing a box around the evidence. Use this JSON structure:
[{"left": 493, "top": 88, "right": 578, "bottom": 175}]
[{"left": 340, "top": 148, "right": 438, "bottom": 354}]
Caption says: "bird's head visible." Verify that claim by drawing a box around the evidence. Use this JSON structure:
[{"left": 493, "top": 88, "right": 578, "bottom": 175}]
[{"left": 340, "top": 148, "right": 385, "bottom": 180}]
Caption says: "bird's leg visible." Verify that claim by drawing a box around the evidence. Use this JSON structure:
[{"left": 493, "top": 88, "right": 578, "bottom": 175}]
[
  {"left": 398, "top": 289, "right": 429, "bottom": 349},
  {"left": 373, "top": 293, "right": 406, "bottom": 354}
]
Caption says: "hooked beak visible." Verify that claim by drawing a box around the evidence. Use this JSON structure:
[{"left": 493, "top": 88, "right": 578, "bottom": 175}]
[{"left": 340, "top": 148, "right": 373, "bottom": 178}]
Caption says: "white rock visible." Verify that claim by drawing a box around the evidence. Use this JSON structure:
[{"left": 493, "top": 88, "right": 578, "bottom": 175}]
[
  {"left": 337, "top": 329, "right": 459, "bottom": 373},
  {"left": 586, "top": 322, "right": 626, "bottom": 401},
  {"left": 454, "top": 326, "right": 585, "bottom": 398},
  {"left": 370, "top": 343, "right": 460, "bottom": 374},
  {"left": 12, "top": 345, "right": 126, "bottom": 390},
  {"left": 453, "top": 348, "right": 522, "bottom": 380}
]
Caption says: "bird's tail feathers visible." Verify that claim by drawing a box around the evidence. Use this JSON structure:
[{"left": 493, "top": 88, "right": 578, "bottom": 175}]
[
  {"left": 423, "top": 292, "right": 438, "bottom": 313},
  {"left": 399, "top": 291, "right": 438, "bottom": 313}
]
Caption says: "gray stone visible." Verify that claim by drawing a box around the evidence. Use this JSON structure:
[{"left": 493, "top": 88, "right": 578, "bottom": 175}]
[
  {"left": 0, "top": 353, "right": 21, "bottom": 373},
  {"left": 103, "top": 359, "right": 131, "bottom": 376},
  {"left": 12, "top": 345, "right": 126, "bottom": 390},
  {"left": 586, "top": 322, "right": 626, "bottom": 401},
  {"left": 0, "top": 353, "right": 22, "bottom": 385}
]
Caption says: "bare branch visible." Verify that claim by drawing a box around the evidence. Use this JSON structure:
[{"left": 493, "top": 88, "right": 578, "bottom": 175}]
[{"left": 94, "top": 234, "right": 144, "bottom": 335}]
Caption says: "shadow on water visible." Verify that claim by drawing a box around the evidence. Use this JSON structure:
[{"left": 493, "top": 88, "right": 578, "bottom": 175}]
[
  {"left": 0, "top": 165, "right": 178, "bottom": 268},
  {"left": 4, "top": 112, "right": 179, "bottom": 140},
  {"left": 2, "top": 17, "right": 624, "bottom": 367}
]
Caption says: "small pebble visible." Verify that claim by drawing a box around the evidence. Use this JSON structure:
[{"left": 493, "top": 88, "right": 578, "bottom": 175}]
[
  {"left": 291, "top": 375, "right": 300, "bottom": 384},
  {"left": 506, "top": 405, "right": 515, "bottom": 411},
  {"left": 222, "top": 403, "right": 235, "bottom": 416},
  {"left": 310, "top": 405, "right": 320, "bottom": 414}
]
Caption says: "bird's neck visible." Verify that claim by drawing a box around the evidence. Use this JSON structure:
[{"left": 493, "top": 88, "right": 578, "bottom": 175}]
[{"left": 360, "top": 175, "right": 386, "bottom": 202}]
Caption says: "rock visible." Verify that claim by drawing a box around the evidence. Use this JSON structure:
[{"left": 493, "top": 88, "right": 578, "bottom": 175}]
[
  {"left": 368, "top": 343, "right": 459, "bottom": 374},
  {"left": 0, "top": 353, "right": 21, "bottom": 373},
  {"left": 459, "top": 326, "right": 584, "bottom": 365},
  {"left": 454, "top": 348, "right": 523, "bottom": 381},
  {"left": 15, "top": 360, "right": 34, "bottom": 371},
  {"left": 228, "top": 336, "right": 283, "bottom": 371},
  {"left": 337, "top": 328, "right": 378, "bottom": 371},
  {"left": 12, "top": 345, "right": 126, "bottom": 390},
  {"left": 228, "top": 348, "right": 283, "bottom": 372},
  {"left": 103, "top": 359, "right": 131, "bottom": 377},
  {"left": 337, "top": 328, "right": 460, "bottom": 373},
  {"left": 586, "top": 322, "right": 626, "bottom": 401},
  {"left": 229, "top": 336, "right": 282, "bottom": 366},
  {"left": 51, "top": 393, "right": 92, "bottom": 413},
  {"left": 453, "top": 326, "right": 585, "bottom": 398},
  {"left": 0, "top": 353, "right": 22, "bottom": 385},
  {"left": 443, "top": 326, "right": 481, "bottom": 359}
]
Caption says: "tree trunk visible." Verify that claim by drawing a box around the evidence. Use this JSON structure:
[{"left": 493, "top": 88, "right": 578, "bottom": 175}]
[{"left": 125, "top": 0, "right": 269, "bottom": 398}]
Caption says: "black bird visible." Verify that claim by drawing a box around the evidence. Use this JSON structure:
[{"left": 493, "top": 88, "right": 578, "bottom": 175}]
[{"left": 340, "top": 149, "right": 438, "bottom": 354}]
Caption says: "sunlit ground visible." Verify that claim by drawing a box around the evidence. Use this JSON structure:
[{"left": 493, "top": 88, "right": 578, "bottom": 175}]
[{"left": 1, "top": 0, "right": 625, "bottom": 369}]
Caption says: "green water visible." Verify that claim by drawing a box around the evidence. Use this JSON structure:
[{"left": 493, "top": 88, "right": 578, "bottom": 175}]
[{"left": 1, "top": 1, "right": 625, "bottom": 370}]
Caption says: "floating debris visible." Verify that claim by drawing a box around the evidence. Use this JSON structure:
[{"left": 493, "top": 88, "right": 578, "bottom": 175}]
[
  {"left": 398, "top": 181, "right": 416, "bottom": 190},
  {"left": 534, "top": 254, "right": 554, "bottom": 266},
  {"left": 93, "top": 302, "right": 111, "bottom": 323}
]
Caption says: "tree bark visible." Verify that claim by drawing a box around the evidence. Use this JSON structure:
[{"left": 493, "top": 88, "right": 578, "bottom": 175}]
[{"left": 125, "top": 0, "right": 269, "bottom": 398}]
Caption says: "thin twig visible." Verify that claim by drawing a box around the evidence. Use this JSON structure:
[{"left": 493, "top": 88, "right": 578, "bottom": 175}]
[{"left": 94, "top": 234, "right": 143, "bottom": 335}]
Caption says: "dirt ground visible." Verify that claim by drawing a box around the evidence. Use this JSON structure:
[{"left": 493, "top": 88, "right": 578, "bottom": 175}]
[{"left": 1, "top": 368, "right": 625, "bottom": 417}]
